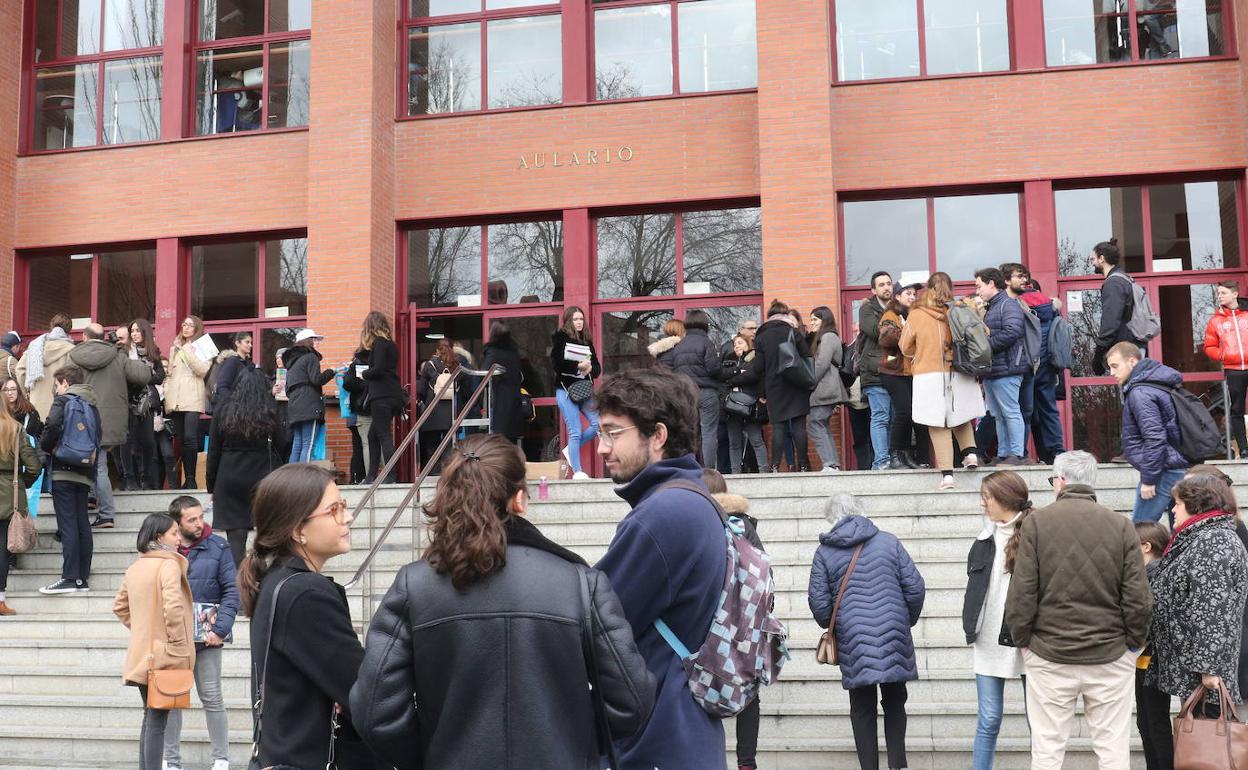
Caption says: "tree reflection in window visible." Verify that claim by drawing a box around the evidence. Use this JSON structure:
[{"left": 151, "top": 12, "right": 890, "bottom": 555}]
[
  {"left": 1070, "top": 384, "right": 1123, "bottom": 462},
  {"left": 1064, "top": 285, "right": 1102, "bottom": 378},
  {"left": 487, "top": 221, "right": 563, "bottom": 304},
  {"left": 409, "top": 226, "right": 483, "bottom": 307},
  {"left": 596, "top": 214, "right": 678, "bottom": 299},
  {"left": 265, "top": 237, "right": 308, "bottom": 315},
  {"left": 601, "top": 308, "right": 675, "bottom": 374},
  {"left": 409, "top": 24, "right": 482, "bottom": 115},
  {"left": 683, "top": 208, "right": 762, "bottom": 293}
]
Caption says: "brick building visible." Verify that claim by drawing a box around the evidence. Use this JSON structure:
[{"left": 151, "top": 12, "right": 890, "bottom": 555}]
[{"left": 2, "top": 0, "right": 1245, "bottom": 472}]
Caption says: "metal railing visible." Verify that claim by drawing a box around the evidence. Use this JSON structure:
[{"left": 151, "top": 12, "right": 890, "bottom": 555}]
[{"left": 343, "top": 365, "right": 502, "bottom": 626}]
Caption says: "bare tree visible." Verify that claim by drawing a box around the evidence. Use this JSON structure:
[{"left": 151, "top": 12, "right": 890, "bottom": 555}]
[
  {"left": 411, "top": 226, "right": 481, "bottom": 306},
  {"left": 596, "top": 214, "right": 678, "bottom": 299},
  {"left": 488, "top": 221, "right": 563, "bottom": 302},
  {"left": 493, "top": 70, "right": 560, "bottom": 109},
  {"left": 596, "top": 62, "right": 642, "bottom": 100},
  {"left": 682, "top": 208, "right": 762, "bottom": 292},
  {"left": 412, "top": 34, "right": 479, "bottom": 114}
]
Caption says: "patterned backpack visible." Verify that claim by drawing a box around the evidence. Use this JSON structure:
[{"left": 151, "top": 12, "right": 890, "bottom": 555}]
[{"left": 653, "top": 480, "right": 790, "bottom": 718}]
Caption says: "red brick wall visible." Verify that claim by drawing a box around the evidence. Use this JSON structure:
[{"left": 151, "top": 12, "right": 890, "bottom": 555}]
[{"left": 0, "top": 1, "right": 20, "bottom": 332}]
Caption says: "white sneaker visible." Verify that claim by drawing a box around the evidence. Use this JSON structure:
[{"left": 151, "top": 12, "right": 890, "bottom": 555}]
[
  {"left": 939, "top": 475, "right": 957, "bottom": 490},
  {"left": 572, "top": 471, "right": 590, "bottom": 480},
  {"left": 212, "top": 760, "right": 230, "bottom": 770},
  {"left": 963, "top": 453, "right": 979, "bottom": 470},
  {"left": 819, "top": 465, "right": 839, "bottom": 474}
]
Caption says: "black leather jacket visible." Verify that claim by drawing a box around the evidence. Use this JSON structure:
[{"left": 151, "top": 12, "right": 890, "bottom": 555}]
[{"left": 349, "top": 517, "right": 656, "bottom": 770}]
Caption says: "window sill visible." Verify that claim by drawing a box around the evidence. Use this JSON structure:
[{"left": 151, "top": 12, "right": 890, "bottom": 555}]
[
  {"left": 20, "top": 125, "right": 310, "bottom": 158},
  {"left": 832, "top": 54, "right": 1238, "bottom": 88},
  {"left": 396, "top": 87, "right": 758, "bottom": 121}
]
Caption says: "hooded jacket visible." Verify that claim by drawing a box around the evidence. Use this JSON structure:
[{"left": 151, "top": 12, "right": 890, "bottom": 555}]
[
  {"left": 16, "top": 335, "right": 75, "bottom": 419},
  {"left": 349, "top": 517, "right": 656, "bottom": 770},
  {"left": 807, "top": 515, "right": 926, "bottom": 690},
  {"left": 178, "top": 524, "right": 239, "bottom": 642},
  {"left": 668, "top": 328, "right": 725, "bottom": 391},
  {"left": 594, "top": 456, "right": 727, "bottom": 770},
  {"left": 39, "top": 383, "right": 102, "bottom": 486},
  {"left": 982, "top": 290, "right": 1029, "bottom": 379},
  {"left": 283, "top": 345, "right": 334, "bottom": 425},
  {"left": 646, "top": 335, "right": 681, "bottom": 368},
  {"left": 1005, "top": 484, "right": 1153, "bottom": 665},
  {"left": 1203, "top": 304, "right": 1248, "bottom": 371},
  {"left": 899, "top": 305, "right": 951, "bottom": 376},
  {"left": 69, "top": 339, "right": 157, "bottom": 446},
  {"left": 1147, "top": 512, "right": 1248, "bottom": 702},
  {"left": 1121, "top": 358, "right": 1191, "bottom": 484}
]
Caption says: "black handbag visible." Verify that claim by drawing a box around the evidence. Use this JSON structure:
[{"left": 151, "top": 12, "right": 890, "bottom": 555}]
[
  {"left": 778, "top": 329, "right": 816, "bottom": 391},
  {"left": 566, "top": 378, "right": 595, "bottom": 405},
  {"left": 723, "top": 389, "right": 756, "bottom": 419}
]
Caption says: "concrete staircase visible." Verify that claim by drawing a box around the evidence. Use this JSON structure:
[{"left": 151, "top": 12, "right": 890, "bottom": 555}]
[{"left": 0, "top": 462, "right": 1217, "bottom": 769}]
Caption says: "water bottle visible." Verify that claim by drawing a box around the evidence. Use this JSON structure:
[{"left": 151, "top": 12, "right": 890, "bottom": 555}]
[{"left": 538, "top": 476, "right": 549, "bottom": 501}]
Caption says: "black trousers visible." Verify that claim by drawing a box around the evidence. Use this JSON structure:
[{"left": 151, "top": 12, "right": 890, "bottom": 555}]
[
  {"left": 771, "top": 416, "right": 808, "bottom": 471},
  {"left": 169, "top": 411, "right": 201, "bottom": 488},
  {"left": 1136, "top": 669, "right": 1173, "bottom": 770},
  {"left": 848, "top": 405, "right": 873, "bottom": 470},
  {"left": 121, "top": 412, "right": 159, "bottom": 489},
  {"left": 1227, "top": 369, "right": 1248, "bottom": 457},
  {"left": 348, "top": 424, "right": 366, "bottom": 484},
  {"left": 735, "top": 694, "right": 760, "bottom": 768},
  {"left": 226, "top": 528, "right": 248, "bottom": 568},
  {"left": 879, "top": 374, "right": 929, "bottom": 458},
  {"left": 52, "top": 481, "right": 92, "bottom": 582},
  {"left": 367, "top": 400, "right": 398, "bottom": 484},
  {"left": 848, "top": 681, "right": 908, "bottom": 770}
]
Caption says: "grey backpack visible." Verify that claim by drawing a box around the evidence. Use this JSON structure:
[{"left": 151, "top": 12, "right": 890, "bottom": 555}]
[
  {"left": 1110, "top": 272, "right": 1161, "bottom": 342},
  {"left": 1017, "top": 299, "right": 1042, "bottom": 370},
  {"left": 947, "top": 302, "right": 992, "bottom": 377}
]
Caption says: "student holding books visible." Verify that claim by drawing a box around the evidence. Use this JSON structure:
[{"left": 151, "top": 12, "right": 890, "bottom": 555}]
[
  {"left": 550, "top": 306, "right": 601, "bottom": 479},
  {"left": 161, "top": 495, "right": 238, "bottom": 770}
]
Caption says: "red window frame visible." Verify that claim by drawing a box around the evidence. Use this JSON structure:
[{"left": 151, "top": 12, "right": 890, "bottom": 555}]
[
  {"left": 401, "top": 0, "right": 563, "bottom": 118},
  {"left": 1043, "top": 0, "right": 1233, "bottom": 67},
  {"left": 190, "top": 0, "right": 311, "bottom": 136},
  {"left": 184, "top": 230, "right": 310, "bottom": 326},
  {"left": 26, "top": 0, "right": 165, "bottom": 152},
  {"left": 16, "top": 242, "right": 159, "bottom": 338}
]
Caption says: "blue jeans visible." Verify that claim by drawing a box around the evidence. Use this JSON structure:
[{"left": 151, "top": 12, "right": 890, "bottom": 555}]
[
  {"left": 289, "top": 420, "right": 317, "bottom": 464},
  {"left": 1133, "top": 468, "right": 1186, "bottom": 523},
  {"left": 863, "top": 384, "right": 893, "bottom": 469},
  {"left": 983, "top": 375, "right": 1025, "bottom": 459},
  {"left": 974, "top": 675, "right": 1006, "bottom": 770},
  {"left": 1031, "top": 363, "right": 1066, "bottom": 460},
  {"left": 556, "top": 388, "right": 599, "bottom": 473}
]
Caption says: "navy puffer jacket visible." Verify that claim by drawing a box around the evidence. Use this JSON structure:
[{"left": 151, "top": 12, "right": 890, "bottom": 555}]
[
  {"left": 808, "top": 515, "right": 926, "bottom": 689},
  {"left": 983, "top": 291, "right": 1029, "bottom": 378},
  {"left": 1122, "top": 358, "right": 1190, "bottom": 484},
  {"left": 182, "top": 528, "right": 240, "bottom": 641},
  {"left": 668, "top": 329, "right": 725, "bottom": 391}
]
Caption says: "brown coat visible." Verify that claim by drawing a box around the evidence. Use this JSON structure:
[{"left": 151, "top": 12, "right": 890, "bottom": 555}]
[
  {"left": 113, "top": 550, "right": 196, "bottom": 686},
  {"left": 899, "top": 305, "right": 952, "bottom": 376},
  {"left": 0, "top": 433, "right": 42, "bottom": 522},
  {"left": 15, "top": 337, "right": 75, "bottom": 419},
  {"left": 877, "top": 309, "right": 912, "bottom": 376},
  {"left": 164, "top": 340, "right": 211, "bottom": 414}
]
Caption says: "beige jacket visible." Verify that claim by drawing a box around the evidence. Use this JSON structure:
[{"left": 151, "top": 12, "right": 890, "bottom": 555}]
[
  {"left": 15, "top": 337, "right": 75, "bottom": 419},
  {"left": 113, "top": 550, "right": 196, "bottom": 686},
  {"left": 164, "top": 341, "right": 210, "bottom": 414}
]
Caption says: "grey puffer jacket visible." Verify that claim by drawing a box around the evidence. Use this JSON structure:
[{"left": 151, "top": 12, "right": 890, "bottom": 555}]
[
  {"left": 1147, "top": 512, "right": 1248, "bottom": 702},
  {"left": 811, "top": 331, "right": 849, "bottom": 407}
]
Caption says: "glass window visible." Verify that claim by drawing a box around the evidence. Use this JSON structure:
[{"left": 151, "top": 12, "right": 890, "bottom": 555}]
[
  {"left": 411, "top": 0, "right": 479, "bottom": 14},
  {"left": 704, "top": 305, "right": 762, "bottom": 346},
  {"left": 261, "top": 326, "right": 301, "bottom": 373},
  {"left": 487, "top": 16, "right": 562, "bottom": 109},
  {"left": 600, "top": 308, "right": 676, "bottom": 374},
  {"left": 199, "top": 0, "right": 311, "bottom": 40},
  {"left": 192, "top": 242, "right": 259, "bottom": 321},
  {"left": 923, "top": 0, "right": 1010, "bottom": 75},
  {"left": 102, "top": 0, "right": 163, "bottom": 52},
  {"left": 1064, "top": 286, "right": 1103, "bottom": 378},
  {"left": 835, "top": 0, "right": 920, "bottom": 81},
  {"left": 101, "top": 56, "right": 161, "bottom": 144},
  {"left": 682, "top": 207, "right": 763, "bottom": 293},
  {"left": 678, "top": 0, "right": 758, "bottom": 92},
  {"left": 1055, "top": 186, "right": 1145, "bottom": 275},
  {"left": 491, "top": 314, "right": 559, "bottom": 395},
  {"left": 33, "top": 65, "right": 99, "bottom": 150},
  {"left": 487, "top": 221, "right": 563, "bottom": 304},
  {"left": 1070, "top": 384, "right": 1123, "bottom": 461},
  {"left": 269, "top": 0, "right": 313, "bottom": 33},
  {"left": 408, "top": 23, "right": 483, "bottom": 114},
  {"left": 1044, "top": 0, "right": 1223, "bottom": 65},
  {"left": 596, "top": 214, "right": 677, "bottom": 299},
  {"left": 54, "top": 0, "right": 102, "bottom": 58},
  {"left": 521, "top": 404, "right": 560, "bottom": 462},
  {"left": 842, "top": 199, "right": 927, "bottom": 287},
  {"left": 408, "top": 226, "right": 483, "bottom": 307},
  {"left": 933, "top": 194, "right": 1021, "bottom": 280},
  {"left": 1137, "top": 0, "right": 1224, "bottom": 59},
  {"left": 1149, "top": 181, "right": 1239, "bottom": 271},
  {"left": 268, "top": 39, "right": 311, "bottom": 128},
  {"left": 595, "top": 5, "right": 673, "bottom": 99},
  {"left": 34, "top": 0, "right": 58, "bottom": 62},
  {"left": 26, "top": 254, "right": 93, "bottom": 329},
  {"left": 194, "top": 46, "right": 265, "bottom": 134},
  {"left": 97, "top": 249, "right": 156, "bottom": 326},
  {"left": 1159, "top": 283, "right": 1221, "bottom": 374},
  {"left": 23, "top": 249, "right": 155, "bottom": 331},
  {"left": 415, "top": 313, "right": 485, "bottom": 371},
  {"left": 264, "top": 238, "right": 308, "bottom": 316}
]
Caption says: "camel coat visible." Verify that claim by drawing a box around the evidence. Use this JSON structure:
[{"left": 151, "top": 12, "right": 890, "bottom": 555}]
[
  {"left": 113, "top": 550, "right": 196, "bottom": 687},
  {"left": 899, "top": 304, "right": 984, "bottom": 428},
  {"left": 164, "top": 340, "right": 211, "bottom": 414},
  {"left": 15, "top": 337, "right": 75, "bottom": 419}
]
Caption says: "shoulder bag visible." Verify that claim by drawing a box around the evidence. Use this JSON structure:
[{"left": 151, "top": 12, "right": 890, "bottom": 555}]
[
  {"left": 146, "top": 565, "right": 195, "bottom": 710},
  {"left": 579, "top": 568, "right": 621, "bottom": 770},
  {"left": 566, "top": 377, "right": 595, "bottom": 405},
  {"left": 248, "top": 573, "right": 339, "bottom": 770},
  {"left": 6, "top": 429, "right": 37, "bottom": 554},
  {"left": 815, "top": 544, "right": 864, "bottom": 666},
  {"left": 1173, "top": 681, "right": 1248, "bottom": 770},
  {"left": 777, "top": 328, "right": 816, "bottom": 391}
]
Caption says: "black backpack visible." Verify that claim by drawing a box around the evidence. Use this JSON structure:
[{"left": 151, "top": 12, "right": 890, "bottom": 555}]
[
  {"left": 1150, "top": 384, "right": 1225, "bottom": 463},
  {"left": 839, "top": 333, "right": 863, "bottom": 387}
]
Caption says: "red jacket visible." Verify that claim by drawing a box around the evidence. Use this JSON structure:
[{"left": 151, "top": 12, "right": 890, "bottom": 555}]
[{"left": 1204, "top": 305, "right": 1248, "bottom": 370}]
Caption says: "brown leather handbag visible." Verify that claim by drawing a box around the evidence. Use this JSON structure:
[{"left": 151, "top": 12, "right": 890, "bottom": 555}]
[
  {"left": 5, "top": 430, "right": 37, "bottom": 555},
  {"left": 1173, "top": 681, "right": 1248, "bottom": 770},
  {"left": 145, "top": 568, "right": 194, "bottom": 710},
  {"left": 815, "top": 544, "right": 864, "bottom": 666}
]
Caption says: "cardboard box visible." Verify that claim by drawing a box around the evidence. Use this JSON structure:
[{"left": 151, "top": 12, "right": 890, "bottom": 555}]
[{"left": 525, "top": 460, "right": 566, "bottom": 481}]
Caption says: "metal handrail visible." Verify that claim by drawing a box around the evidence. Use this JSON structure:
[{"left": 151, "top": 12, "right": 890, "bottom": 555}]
[{"left": 344, "top": 364, "right": 502, "bottom": 591}]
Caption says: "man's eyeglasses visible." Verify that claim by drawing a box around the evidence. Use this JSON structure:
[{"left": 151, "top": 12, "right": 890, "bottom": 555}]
[
  {"left": 306, "top": 499, "right": 350, "bottom": 524},
  {"left": 599, "top": 425, "right": 638, "bottom": 448}
]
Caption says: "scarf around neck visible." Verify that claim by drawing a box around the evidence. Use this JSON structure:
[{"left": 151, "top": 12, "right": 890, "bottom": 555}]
[{"left": 24, "top": 327, "right": 70, "bottom": 389}]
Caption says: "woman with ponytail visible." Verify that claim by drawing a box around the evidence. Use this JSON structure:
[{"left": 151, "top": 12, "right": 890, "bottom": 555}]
[
  {"left": 350, "top": 433, "right": 655, "bottom": 769},
  {"left": 962, "top": 471, "right": 1031, "bottom": 770},
  {"left": 238, "top": 464, "right": 382, "bottom": 770}
]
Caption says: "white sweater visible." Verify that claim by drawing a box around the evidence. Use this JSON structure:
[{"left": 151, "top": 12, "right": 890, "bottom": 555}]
[{"left": 973, "top": 514, "right": 1025, "bottom": 680}]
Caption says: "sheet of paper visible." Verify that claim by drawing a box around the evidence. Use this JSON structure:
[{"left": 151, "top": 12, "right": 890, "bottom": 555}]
[
  {"left": 899, "top": 270, "right": 930, "bottom": 287},
  {"left": 190, "top": 334, "right": 219, "bottom": 361},
  {"left": 1153, "top": 258, "right": 1183, "bottom": 273},
  {"left": 1066, "top": 291, "right": 1084, "bottom": 314}
]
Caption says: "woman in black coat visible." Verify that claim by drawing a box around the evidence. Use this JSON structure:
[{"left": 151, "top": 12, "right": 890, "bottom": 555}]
[
  {"left": 207, "top": 368, "right": 287, "bottom": 566},
  {"left": 349, "top": 434, "right": 654, "bottom": 769},
  {"left": 238, "top": 464, "right": 383, "bottom": 770},
  {"left": 358, "top": 313, "right": 404, "bottom": 484},
  {"left": 416, "top": 339, "right": 473, "bottom": 473},
  {"left": 284, "top": 332, "right": 335, "bottom": 464},
  {"left": 481, "top": 321, "right": 525, "bottom": 442},
  {"left": 749, "top": 300, "right": 814, "bottom": 472},
  {"left": 342, "top": 347, "right": 371, "bottom": 485},
  {"left": 208, "top": 331, "right": 255, "bottom": 413}
]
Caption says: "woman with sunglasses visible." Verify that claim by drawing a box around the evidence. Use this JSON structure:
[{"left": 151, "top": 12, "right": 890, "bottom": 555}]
[{"left": 237, "top": 464, "right": 383, "bottom": 770}]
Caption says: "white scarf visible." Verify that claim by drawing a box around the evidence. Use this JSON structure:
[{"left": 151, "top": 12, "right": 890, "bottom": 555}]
[{"left": 23, "top": 327, "right": 70, "bottom": 390}]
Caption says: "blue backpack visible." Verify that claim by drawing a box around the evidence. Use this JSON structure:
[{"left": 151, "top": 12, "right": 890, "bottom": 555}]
[{"left": 54, "top": 394, "right": 99, "bottom": 468}]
